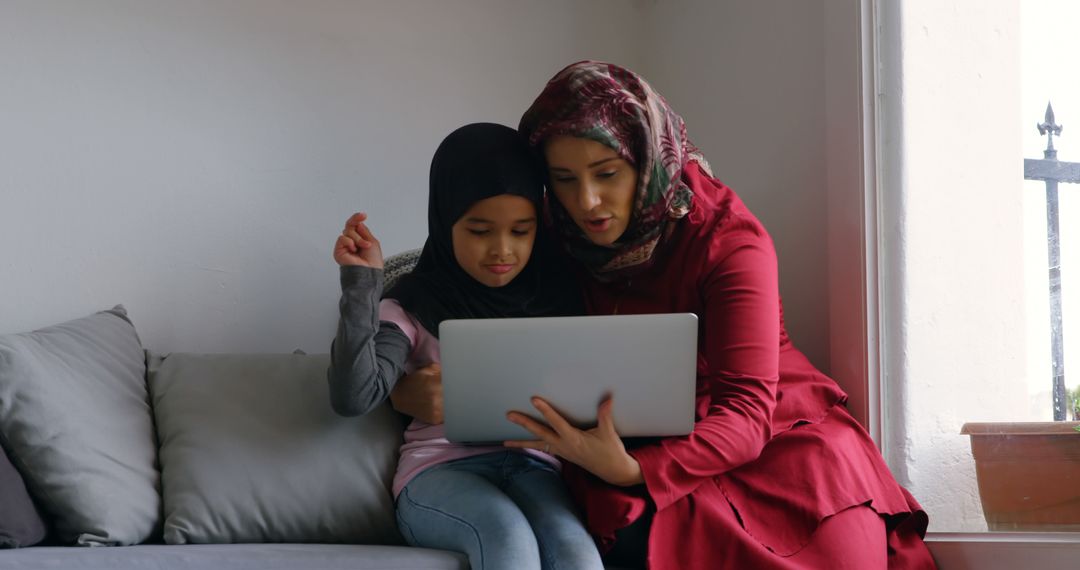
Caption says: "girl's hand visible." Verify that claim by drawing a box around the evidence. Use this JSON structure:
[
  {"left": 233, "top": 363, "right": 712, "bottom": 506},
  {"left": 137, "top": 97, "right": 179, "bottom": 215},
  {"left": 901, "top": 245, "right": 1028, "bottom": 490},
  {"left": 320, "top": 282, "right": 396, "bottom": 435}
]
[
  {"left": 505, "top": 397, "right": 645, "bottom": 487},
  {"left": 390, "top": 363, "right": 444, "bottom": 424},
  {"left": 334, "top": 212, "right": 384, "bottom": 268}
]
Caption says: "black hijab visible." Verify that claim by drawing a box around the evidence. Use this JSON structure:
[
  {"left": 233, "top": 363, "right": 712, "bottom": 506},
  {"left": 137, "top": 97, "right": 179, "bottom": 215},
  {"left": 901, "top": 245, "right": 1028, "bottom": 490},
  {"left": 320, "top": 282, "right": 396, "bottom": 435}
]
[{"left": 383, "top": 123, "right": 582, "bottom": 337}]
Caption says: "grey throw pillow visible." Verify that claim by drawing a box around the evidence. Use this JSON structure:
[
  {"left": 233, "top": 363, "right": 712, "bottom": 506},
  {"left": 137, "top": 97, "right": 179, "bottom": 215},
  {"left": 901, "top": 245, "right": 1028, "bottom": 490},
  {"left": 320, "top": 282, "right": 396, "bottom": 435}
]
[
  {"left": 0, "top": 306, "right": 161, "bottom": 545},
  {"left": 149, "top": 352, "right": 404, "bottom": 545}
]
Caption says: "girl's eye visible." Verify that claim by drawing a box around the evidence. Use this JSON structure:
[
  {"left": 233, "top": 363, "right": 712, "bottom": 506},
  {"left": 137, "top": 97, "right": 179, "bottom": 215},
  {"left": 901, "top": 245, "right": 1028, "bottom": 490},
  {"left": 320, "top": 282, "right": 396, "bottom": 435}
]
[
  {"left": 552, "top": 176, "right": 576, "bottom": 183},
  {"left": 597, "top": 170, "right": 617, "bottom": 179},
  {"left": 511, "top": 229, "right": 532, "bottom": 236},
  {"left": 467, "top": 229, "right": 489, "bottom": 236}
]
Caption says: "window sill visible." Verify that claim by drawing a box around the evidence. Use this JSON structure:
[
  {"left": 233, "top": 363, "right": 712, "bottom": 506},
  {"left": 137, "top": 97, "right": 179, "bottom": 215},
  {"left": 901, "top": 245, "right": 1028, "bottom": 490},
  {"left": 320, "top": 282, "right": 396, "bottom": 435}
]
[{"left": 926, "top": 532, "right": 1080, "bottom": 569}]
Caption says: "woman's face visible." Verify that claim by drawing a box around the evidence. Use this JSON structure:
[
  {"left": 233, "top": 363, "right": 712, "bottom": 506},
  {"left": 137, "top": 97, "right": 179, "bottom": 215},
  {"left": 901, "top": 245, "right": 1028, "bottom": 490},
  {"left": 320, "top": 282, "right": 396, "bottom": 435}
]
[
  {"left": 544, "top": 136, "right": 638, "bottom": 246},
  {"left": 451, "top": 194, "right": 537, "bottom": 288}
]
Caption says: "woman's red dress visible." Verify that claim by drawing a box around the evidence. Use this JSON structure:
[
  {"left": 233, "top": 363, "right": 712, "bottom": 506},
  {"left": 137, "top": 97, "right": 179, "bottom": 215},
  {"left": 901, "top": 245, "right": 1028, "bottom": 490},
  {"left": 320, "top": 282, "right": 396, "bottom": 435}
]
[{"left": 564, "top": 162, "right": 936, "bottom": 569}]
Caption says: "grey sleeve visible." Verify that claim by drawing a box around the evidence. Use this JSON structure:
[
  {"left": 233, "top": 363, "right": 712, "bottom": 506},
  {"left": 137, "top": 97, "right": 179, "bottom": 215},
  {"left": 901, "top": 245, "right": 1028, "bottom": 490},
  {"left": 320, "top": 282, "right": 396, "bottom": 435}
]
[{"left": 327, "top": 265, "right": 413, "bottom": 417}]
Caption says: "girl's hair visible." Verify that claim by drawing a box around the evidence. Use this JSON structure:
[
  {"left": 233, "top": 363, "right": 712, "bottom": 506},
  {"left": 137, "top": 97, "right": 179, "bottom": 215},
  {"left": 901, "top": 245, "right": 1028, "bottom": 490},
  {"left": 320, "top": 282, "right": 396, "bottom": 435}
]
[{"left": 383, "top": 123, "right": 582, "bottom": 337}]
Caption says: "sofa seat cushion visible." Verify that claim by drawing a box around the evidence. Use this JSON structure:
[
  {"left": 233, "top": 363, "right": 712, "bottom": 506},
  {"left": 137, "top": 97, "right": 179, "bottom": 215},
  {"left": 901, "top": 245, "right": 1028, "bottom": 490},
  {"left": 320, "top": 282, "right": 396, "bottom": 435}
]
[
  {"left": 149, "top": 352, "right": 405, "bottom": 545},
  {"left": 0, "top": 544, "right": 467, "bottom": 570}
]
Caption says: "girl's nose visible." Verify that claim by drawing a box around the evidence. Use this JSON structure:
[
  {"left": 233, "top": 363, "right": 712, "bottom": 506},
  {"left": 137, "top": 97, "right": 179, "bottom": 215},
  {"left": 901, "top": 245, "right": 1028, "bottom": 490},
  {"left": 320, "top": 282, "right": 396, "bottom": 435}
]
[{"left": 490, "top": 235, "right": 513, "bottom": 257}]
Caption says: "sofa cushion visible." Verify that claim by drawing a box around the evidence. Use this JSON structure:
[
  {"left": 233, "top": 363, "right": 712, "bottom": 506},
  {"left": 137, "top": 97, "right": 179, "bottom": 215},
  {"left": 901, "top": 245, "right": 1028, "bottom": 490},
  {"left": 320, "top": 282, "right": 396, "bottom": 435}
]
[
  {"left": 149, "top": 352, "right": 405, "bottom": 545},
  {"left": 0, "top": 442, "right": 48, "bottom": 548},
  {"left": 0, "top": 306, "right": 160, "bottom": 546},
  {"left": 0, "top": 544, "right": 467, "bottom": 570}
]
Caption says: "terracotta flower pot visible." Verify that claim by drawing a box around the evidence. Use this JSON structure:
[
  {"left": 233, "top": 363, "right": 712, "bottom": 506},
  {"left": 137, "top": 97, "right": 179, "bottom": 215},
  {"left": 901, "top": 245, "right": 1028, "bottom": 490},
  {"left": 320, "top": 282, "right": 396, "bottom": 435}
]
[{"left": 961, "top": 421, "right": 1080, "bottom": 531}]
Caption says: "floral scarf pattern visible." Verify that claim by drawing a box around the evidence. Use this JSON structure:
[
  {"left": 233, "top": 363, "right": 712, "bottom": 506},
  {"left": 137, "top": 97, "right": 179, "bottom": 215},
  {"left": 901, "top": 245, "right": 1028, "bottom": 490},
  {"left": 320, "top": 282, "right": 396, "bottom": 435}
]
[{"left": 519, "top": 60, "right": 712, "bottom": 278}]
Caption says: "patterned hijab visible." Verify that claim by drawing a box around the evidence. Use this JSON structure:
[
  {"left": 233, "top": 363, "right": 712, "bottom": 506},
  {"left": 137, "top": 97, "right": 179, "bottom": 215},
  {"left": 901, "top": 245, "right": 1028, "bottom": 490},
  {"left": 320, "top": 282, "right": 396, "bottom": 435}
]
[
  {"left": 383, "top": 123, "right": 582, "bottom": 337},
  {"left": 519, "top": 60, "right": 711, "bottom": 279}
]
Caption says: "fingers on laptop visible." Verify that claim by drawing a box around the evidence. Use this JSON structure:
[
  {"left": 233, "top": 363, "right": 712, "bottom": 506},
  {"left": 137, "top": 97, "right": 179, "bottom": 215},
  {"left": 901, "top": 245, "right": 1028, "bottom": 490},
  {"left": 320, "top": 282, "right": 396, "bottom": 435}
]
[
  {"left": 529, "top": 397, "right": 577, "bottom": 435},
  {"left": 506, "top": 397, "right": 583, "bottom": 457},
  {"left": 597, "top": 397, "right": 618, "bottom": 436},
  {"left": 505, "top": 412, "right": 556, "bottom": 450}
]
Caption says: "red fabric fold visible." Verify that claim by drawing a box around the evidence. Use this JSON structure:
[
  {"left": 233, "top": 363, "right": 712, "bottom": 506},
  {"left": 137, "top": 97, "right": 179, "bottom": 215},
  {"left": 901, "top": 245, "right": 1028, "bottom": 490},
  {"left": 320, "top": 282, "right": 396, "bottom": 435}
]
[{"left": 562, "top": 163, "right": 935, "bottom": 569}]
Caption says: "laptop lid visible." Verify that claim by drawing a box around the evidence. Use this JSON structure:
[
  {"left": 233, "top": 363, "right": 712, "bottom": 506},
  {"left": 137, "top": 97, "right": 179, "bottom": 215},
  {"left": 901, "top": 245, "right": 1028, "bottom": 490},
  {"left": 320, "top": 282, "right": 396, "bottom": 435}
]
[{"left": 440, "top": 313, "right": 698, "bottom": 443}]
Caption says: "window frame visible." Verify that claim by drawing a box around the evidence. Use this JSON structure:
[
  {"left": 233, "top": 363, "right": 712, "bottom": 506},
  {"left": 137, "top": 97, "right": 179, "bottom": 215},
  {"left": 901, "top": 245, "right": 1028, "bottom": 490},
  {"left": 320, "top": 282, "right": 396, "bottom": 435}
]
[{"left": 833, "top": 0, "right": 1080, "bottom": 561}]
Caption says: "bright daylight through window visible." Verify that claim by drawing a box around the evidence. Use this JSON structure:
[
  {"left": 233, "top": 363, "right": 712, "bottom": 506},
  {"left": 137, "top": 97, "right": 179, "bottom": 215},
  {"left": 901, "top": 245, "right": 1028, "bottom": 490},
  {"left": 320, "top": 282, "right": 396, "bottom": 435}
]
[{"left": 943, "top": 0, "right": 1080, "bottom": 534}]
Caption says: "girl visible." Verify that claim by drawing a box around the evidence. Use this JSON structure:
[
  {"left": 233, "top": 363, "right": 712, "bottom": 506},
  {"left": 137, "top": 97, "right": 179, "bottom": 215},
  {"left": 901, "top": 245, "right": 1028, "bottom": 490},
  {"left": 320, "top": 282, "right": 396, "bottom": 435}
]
[{"left": 327, "top": 122, "right": 603, "bottom": 570}]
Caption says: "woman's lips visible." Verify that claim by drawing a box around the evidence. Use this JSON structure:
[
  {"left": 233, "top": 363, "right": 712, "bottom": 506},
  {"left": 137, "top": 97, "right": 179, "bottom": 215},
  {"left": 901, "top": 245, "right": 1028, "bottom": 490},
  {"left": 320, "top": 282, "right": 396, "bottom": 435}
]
[
  {"left": 585, "top": 217, "right": 613, "bottom": 232},
  {"left": 485, "top": 264, "right": 515, "bottom": 275}
]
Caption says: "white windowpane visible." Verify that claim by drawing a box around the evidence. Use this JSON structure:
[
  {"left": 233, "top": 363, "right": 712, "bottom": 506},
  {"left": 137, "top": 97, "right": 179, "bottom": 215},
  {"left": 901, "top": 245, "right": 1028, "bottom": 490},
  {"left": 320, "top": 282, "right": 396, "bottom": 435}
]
[
  {"left": 1023, "top": 0, "right": 1080, "bottom": 423},
  {"left": 890, "top": 0, "right": 1080, "bottom": 534}
]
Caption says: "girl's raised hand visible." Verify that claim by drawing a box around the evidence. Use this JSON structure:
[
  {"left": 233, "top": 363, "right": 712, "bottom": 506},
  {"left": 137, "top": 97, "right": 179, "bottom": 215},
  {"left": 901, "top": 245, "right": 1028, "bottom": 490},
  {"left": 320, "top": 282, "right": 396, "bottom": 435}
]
[
  {"left": 504, "top": 396, "right": 645, "bottom": 487},
  {"left": 334, "top": 212, "right": 384, "bottom": 268}
]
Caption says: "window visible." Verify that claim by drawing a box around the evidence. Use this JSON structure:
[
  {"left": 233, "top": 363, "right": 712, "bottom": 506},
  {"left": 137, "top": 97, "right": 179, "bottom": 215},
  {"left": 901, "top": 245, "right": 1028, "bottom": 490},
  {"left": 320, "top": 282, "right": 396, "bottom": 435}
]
[
  {"left": 873, "top": 0, "right": 1080, "bottom": 539},
  {"left": 1021, "top": 1, "right": 1080, "bottom": 424}
]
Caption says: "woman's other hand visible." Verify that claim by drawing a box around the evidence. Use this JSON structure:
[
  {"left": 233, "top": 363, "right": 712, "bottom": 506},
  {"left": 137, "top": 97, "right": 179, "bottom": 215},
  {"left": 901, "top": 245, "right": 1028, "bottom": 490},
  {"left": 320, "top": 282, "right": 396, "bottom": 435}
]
[
  {"left": 389, "top": 363, "right": 444, "bottom": 424},
  {"left": 505, "top": 397, "right": 645, "bottom": 487},
  {"left": 334, "top": 212, "right": 384, "bottom": 268}
]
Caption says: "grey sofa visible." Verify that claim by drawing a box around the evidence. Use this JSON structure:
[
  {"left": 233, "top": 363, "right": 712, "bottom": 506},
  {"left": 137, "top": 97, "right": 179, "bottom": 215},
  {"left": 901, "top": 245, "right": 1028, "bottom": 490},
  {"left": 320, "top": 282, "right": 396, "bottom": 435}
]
[
  {"left": 0, "top": 544, "right": 466, "bottom": 569},
  {"left": 0, "top": 249, "right": 473, "bottom": 570}
]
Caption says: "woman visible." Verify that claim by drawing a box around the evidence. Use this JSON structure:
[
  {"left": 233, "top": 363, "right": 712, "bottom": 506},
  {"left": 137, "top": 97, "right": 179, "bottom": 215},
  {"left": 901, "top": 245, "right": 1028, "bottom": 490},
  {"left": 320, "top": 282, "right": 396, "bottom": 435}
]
[{"left": 395, "top": 61, "right": 936, "bottom": 569}]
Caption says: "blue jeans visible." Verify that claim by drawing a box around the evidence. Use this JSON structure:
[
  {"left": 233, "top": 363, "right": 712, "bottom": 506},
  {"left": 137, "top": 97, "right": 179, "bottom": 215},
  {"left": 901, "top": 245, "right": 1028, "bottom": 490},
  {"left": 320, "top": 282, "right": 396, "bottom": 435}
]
[{"left": 396, "top": 451, "right": 603, "bottom": 570}]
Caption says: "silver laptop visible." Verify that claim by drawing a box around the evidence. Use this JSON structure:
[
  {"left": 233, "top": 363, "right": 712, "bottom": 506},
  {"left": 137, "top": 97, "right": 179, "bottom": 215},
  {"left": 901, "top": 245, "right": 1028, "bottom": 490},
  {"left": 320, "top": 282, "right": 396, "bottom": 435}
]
[{"left": 440, "top": 313, "right": 698, "bottom": 443}]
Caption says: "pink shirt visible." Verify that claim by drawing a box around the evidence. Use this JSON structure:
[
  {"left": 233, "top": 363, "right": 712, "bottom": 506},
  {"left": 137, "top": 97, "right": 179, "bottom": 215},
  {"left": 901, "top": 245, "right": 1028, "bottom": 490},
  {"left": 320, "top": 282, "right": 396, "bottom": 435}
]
[{"left": 378, "top": 299, "right": 559, "bottom": 497}]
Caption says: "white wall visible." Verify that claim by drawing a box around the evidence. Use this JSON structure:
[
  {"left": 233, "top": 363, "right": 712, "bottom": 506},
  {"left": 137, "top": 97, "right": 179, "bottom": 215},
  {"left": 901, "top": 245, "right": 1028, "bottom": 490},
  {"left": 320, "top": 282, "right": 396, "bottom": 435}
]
[
  {"left": 880, "top": 0, "right": 1025, "bottom": 532},
  {"left": 638, "top": 0, "right": 831, "bottom": 374},
  {"left": 1, "top": 1, "right": 832, "bottom": 373},
  {"left": 0, "top": 0, "right": 643, "bottom": 352}
]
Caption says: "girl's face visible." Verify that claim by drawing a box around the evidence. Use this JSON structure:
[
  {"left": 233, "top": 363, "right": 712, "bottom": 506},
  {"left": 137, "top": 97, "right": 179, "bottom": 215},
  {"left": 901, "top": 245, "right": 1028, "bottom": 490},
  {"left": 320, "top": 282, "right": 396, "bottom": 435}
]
[
  {"left": 451, "top": 194, "right": 538, "bottom": 288},
  {"left": 544, "top": 135, "right": 638, "bottom": 246}
]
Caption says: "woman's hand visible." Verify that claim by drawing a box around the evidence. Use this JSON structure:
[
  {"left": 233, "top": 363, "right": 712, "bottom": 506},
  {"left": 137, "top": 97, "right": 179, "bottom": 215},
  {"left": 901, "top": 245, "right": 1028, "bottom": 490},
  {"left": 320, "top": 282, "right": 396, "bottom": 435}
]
[
  {"left": 389, "top": 363, "right": 444, "bottom": 424},
  {"left": 334, "top": 212, "right": 384, "bottom": 268},
  {"left": 505, "top": 397, "right": 645, "bottom": 487}
]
